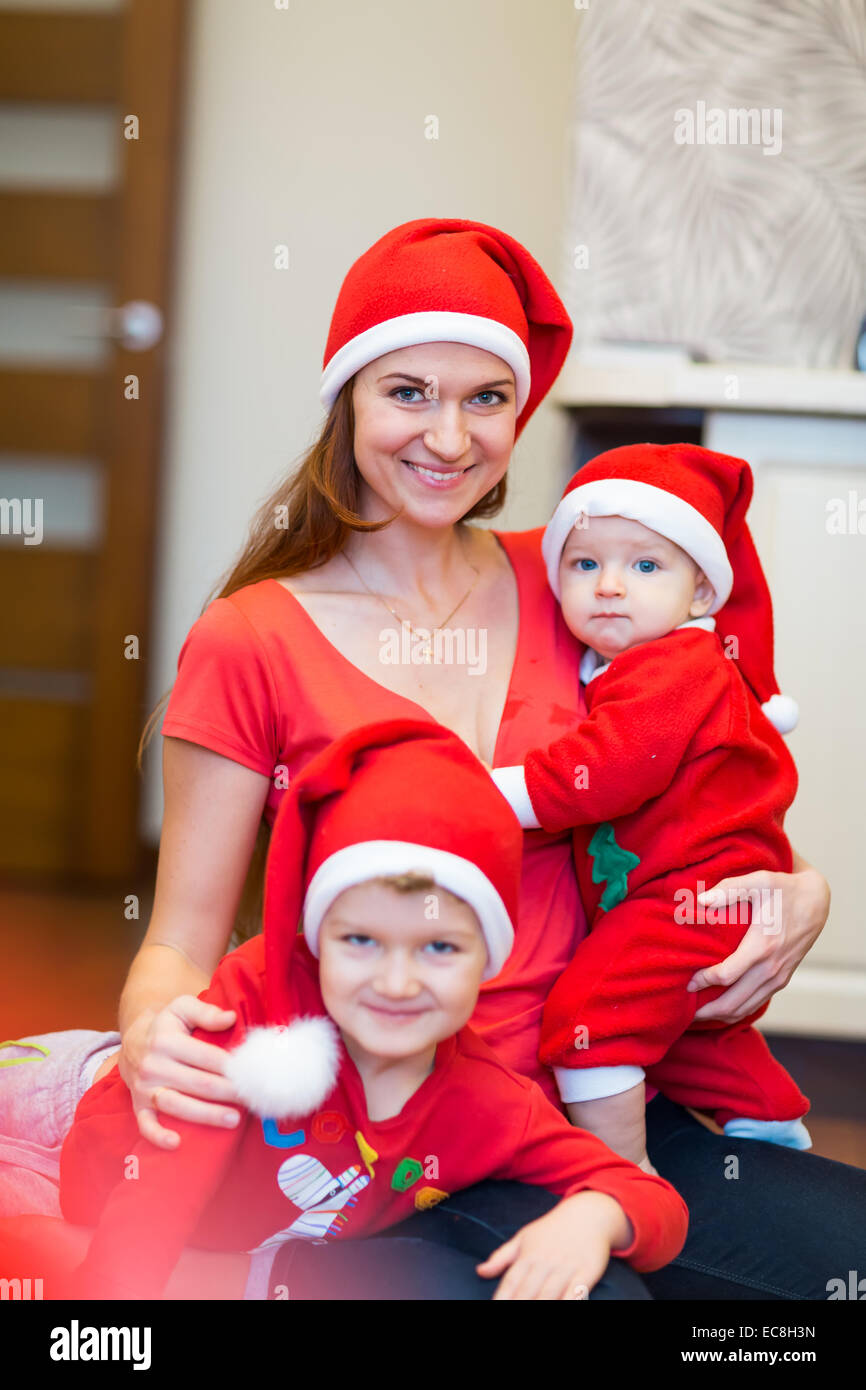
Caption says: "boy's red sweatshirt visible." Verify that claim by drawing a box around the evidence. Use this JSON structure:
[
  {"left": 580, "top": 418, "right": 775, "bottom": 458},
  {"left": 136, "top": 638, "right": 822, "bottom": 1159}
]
[{"left": 60, "top": 939, "right": 688, "bottom": 1298}]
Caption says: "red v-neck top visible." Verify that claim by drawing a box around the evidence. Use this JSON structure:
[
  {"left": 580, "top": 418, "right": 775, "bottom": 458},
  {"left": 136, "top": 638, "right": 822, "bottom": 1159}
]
[{"left": 161, "top": 527, "right": 590, "bottom": 1103}]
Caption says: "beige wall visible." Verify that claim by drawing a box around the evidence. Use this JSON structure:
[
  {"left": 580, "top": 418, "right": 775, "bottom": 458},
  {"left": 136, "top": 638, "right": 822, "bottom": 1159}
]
[{"left": 142, "top": 0, "right": 581, "bottom": 839}]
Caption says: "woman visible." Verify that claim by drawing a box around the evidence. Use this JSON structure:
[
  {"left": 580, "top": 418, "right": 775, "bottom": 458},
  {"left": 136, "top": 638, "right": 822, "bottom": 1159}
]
[{"left": 2, "top": 219, "right": 861, "bottom": 1300}]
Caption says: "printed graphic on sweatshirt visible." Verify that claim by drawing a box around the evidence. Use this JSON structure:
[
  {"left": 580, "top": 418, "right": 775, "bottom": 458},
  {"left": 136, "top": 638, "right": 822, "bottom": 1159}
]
[{"left": 251, "top": 1153, "right": 371, "bottom": 1249}]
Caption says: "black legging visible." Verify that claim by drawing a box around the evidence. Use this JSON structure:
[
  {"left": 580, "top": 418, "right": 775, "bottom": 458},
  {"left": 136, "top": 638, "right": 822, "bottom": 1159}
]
[{"left": 268, "top": 1094, "right": 866, "bottom": 1300}]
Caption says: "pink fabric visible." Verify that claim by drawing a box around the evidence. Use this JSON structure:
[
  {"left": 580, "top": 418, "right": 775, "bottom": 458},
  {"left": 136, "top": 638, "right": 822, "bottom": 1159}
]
[{"left": 161, "top": 528, "right": 594, "bottom": 1104}]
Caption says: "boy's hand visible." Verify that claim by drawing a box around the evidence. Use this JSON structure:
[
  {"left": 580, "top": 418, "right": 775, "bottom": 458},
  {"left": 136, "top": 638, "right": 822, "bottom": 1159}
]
[{"left": 476, "top": 1189, "right": 632, "bottom": 1300}]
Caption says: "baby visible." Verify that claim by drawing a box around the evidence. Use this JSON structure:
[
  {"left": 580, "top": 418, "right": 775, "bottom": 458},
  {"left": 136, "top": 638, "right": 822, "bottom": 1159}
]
[
  {"left": 492, "top": 442, "right": 812, "bottom": 1169},
  {"left": 58, "top": 718, "right": 687, "bottom": 1301}
]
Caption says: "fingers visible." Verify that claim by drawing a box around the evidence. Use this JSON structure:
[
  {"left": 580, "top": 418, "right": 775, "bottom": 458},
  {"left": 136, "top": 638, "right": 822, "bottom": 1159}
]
[
  {"left": 168, "top": 996, "right": 237, "bottom": 1034},
  {"left": 698, "top": 872, "right": 777, "bottom": 904},
  {"left": 476, "top": 1234, "right": 519, "bottom": 1278},
  {"left": 493, "top": 1259, "right": 551, "bottom": 1301},
  {"left": 692, "top": 961, "right": 778, "bottom": 1022},
  {"left": 135, "top": 1103, "right": 182, "bottom": 1149},
  {"left": 493, "top": 1261, "right": 592, "bottom": 1301},
  {"left": 688, "top": 936, "right": 765, "bottom": 993},
  {"left": 141, "top": 1033, "right": 239, "bottom": 1089},
  {"left": 123, "top": 996, "right": 242, "bottom": 1146},
  {"left": 134, "top": 1078, "right": 241, "bottom": 1142}
]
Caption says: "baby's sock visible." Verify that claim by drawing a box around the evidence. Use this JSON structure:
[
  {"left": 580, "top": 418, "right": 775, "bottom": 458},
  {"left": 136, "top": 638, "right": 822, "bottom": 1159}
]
[{"left": 722, "top": 1116, "right": 812, "bottom": 1149}]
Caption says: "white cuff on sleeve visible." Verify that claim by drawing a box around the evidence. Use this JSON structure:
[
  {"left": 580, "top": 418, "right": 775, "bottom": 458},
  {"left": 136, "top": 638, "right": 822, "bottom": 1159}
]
[
  {"left": 553, "top": 1064, "right": 646, "bottom": 1103},
  {"left": 489, "top": 765, "right": 541, "bottom": 829}
]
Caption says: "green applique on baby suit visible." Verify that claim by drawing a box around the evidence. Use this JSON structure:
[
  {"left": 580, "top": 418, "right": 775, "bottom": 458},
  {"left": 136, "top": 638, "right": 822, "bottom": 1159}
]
[{"left": 588, "top": 823, "right": 640, "bottom": 912}]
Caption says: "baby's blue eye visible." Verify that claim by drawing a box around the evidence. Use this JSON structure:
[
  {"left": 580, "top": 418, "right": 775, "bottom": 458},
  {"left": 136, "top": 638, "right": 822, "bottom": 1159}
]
[
  {"left": 424, "top": 940, "right": 457, "bottom": 955},
  {"left": 344, "top": 933, "right": 375, "bottom": 946},
  {"left": 577, "top": 558, "right": 598, "bottom": 571},
  {"left": 636, "top": 559, "right": 658, "bottom": 573}
]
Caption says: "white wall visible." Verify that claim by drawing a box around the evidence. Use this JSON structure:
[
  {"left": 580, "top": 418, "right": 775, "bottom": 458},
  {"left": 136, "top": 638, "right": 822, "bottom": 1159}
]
[{"left": 142, "top": 0, "right": 581, "bottom": 840}]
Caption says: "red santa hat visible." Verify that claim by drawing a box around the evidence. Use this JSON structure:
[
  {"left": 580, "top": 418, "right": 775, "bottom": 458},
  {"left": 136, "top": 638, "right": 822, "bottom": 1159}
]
[
  {"left": 320, "top": 218, "right": 573, "bottom": 439},
  {"left": 541, "top": 442, "right": 798, "bottom": 734},
  {"left": 224, "top": 718, "right": 523, "bottom": 1119}
]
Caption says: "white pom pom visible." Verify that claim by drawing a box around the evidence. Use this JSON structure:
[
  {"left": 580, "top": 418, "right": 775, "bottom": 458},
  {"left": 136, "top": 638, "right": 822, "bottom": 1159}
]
[
  {"left": 762, "top": 693, "right": 799, "bottom": 734},
  {"left": 224, "top": 1016, "right": 340, "bottom": 1118}
]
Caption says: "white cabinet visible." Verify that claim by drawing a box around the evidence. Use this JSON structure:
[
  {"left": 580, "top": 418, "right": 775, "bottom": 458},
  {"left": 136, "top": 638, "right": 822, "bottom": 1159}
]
[{"left": 704, "top": 411, "right": 866, "bottom": 1038}]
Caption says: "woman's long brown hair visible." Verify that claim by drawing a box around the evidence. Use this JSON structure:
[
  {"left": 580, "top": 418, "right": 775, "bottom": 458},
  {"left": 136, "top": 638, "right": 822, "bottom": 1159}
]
[{"left": 137, "top": 377, "right": 508, "bottom": 945}]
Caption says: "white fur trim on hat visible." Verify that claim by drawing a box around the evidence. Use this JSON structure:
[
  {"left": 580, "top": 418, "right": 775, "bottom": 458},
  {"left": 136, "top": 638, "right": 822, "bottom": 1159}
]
[
  {"left": 542, "top": 478, "right": 734, "bottom": 612},
  {"left": 224, "top": 1016, "right": 340, "bottom": 1119},
  {"left": 303, "top": 839, "right": 514, "bottom": 981},
  {"left": 761, "top": 693, "right": 799, "bottom": 734},
  {"left": 319, "top": 311, "right": 531, "bottom": 415}
]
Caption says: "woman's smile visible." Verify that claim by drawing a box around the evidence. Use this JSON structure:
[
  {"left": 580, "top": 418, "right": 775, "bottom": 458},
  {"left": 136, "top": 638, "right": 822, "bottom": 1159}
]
[{"left": 402, "top": 459, "right": 476, "bottom": 488}]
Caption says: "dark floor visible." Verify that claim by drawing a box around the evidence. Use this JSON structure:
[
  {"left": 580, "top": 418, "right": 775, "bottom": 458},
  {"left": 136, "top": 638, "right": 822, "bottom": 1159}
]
[{"left": 3, "top": 879, "right": 865, "bottom": 1168}]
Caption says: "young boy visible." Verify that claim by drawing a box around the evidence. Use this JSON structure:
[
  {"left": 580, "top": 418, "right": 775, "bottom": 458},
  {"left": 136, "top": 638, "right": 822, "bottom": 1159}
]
[
  {"left": 491, "top": 442, "right": 812, "bottom": 1169},
  {"left": 58, "top": 718, "right": 688, "bottom": 1301}
]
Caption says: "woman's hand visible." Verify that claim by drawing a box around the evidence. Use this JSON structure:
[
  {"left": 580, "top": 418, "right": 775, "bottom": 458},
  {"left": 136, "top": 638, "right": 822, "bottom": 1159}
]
[
  {"left": 687, "top": 861, "right": 831, "bottom": 1023},
  {"left": 476, "top": 1190, "right": 630, "bottom": 1300},
  {"left": 119, "top": 996, "right": 242, "bottom": 1149}
]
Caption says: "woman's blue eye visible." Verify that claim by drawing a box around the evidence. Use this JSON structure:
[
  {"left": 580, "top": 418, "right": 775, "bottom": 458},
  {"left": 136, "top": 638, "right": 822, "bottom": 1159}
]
[
  {"left": 635, "top": 560, "right": 658, "bottom": 573},
  {"left": 389, "top": 387, "right": 507, "bottom": 405}
]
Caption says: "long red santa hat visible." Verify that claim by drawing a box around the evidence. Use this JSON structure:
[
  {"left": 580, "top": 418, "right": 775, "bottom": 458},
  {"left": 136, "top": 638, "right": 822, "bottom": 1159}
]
[
  {"left": 541, "top": 442, "right": 798, "bottom": 734},
  {"left": 320, "top": 217, "right": 573, "bottom": 439},
  {"left": 224, "top": 718, "right": 523, "bottom": 1119}
]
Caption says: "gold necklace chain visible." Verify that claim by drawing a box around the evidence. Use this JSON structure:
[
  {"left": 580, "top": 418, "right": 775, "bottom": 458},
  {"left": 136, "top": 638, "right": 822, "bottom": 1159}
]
[{"left": 341, "top": 534, "right": 480, "bottom": 664}]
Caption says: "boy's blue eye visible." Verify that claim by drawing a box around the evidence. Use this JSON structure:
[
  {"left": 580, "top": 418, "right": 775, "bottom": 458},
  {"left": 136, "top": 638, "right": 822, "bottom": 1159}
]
[{"left": 635, "top": 559, "right": 658, "bottom": 573}]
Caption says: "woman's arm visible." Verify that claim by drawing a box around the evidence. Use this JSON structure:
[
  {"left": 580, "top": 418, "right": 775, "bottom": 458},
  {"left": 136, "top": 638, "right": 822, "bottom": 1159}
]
[
  {"left": 687, "top": 848, "right": 831, "bottom": 1023},
  {"left": 117, "top": 737, "right": 271, "bottom": 1148}
]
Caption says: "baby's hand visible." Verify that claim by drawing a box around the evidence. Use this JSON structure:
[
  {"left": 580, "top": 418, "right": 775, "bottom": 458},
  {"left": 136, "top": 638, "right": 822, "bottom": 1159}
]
[{"left": 476, "top": 1189, "right": 631, "bottom": 1300}]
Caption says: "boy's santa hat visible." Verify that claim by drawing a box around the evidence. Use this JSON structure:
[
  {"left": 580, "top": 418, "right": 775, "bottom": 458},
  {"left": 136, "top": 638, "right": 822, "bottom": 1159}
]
[
  {"left": 320, "top": 218, "right": 573, "bottom": 438},
  {"left": 225, "top": 718, "right": 523, "bottom": 1119},
  {"left": 541, "top": 442, "right": 798, "bottom": 734}
]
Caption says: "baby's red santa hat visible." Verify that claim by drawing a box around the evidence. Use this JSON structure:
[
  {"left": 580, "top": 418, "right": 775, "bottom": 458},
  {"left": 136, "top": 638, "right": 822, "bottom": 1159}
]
[
  {"left": 320, "top": 217, "right": 573, "bottom": 439},
  {"left": 541, "top": 442, "right": 798, "bottom": 734},
  {"left": 224, "top": 718, "right": 523, "bottom": 1119}
]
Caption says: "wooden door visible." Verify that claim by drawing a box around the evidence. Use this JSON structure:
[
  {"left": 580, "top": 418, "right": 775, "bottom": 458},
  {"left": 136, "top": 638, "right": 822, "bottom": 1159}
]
[{"left": 0, "top": 0, "right": 188, "bottom": 880}]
